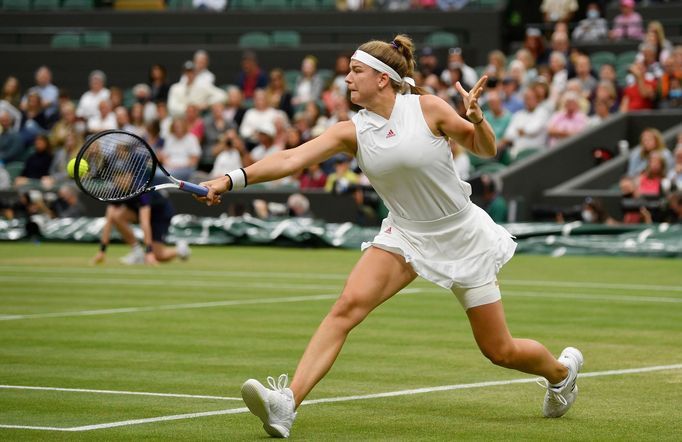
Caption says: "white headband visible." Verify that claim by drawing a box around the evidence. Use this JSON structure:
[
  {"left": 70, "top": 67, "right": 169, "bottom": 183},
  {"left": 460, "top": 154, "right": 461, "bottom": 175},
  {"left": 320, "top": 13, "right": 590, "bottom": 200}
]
[{"left": 351, "top": 49, "right": 416, "bottom": 90}]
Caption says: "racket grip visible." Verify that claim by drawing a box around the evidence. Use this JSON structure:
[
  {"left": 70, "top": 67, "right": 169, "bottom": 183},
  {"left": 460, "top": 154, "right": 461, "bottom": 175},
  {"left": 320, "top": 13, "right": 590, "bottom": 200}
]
[{"left": 179, "top": 181, "right": 209, "bottom": 196}]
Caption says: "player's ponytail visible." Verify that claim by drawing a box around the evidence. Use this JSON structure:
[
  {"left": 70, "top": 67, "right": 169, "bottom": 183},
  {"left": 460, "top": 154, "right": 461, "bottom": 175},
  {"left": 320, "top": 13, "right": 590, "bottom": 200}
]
[{"left": 357, "top": 35, "right": 429, "bottom": 96}]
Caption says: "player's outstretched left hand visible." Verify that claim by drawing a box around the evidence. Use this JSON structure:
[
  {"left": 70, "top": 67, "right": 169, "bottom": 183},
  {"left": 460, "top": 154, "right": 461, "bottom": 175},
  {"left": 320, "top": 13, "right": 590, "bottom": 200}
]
[{"left": 455, "top": 75, "right": 487, "bottom": 125}]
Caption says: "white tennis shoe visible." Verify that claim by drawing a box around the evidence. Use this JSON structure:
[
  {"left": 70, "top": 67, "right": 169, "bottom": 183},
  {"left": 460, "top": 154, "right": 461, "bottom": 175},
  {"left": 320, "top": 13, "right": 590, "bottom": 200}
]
[
  {"left": 539, "top": 347, "right": 584, "bottom": 418},
  {"left": 241, "top": 374, "right": 297, "bottom": 438},
  {"left": 119, "top": 244, "right": 144, "bottom": 265},
  {"left": 176, "top": 240, "right": 191, "bottom": 261}
]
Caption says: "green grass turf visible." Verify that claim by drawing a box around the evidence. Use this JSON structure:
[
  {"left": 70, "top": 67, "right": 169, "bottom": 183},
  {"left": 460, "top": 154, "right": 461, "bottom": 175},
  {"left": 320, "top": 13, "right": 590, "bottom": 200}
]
[{"left": 0, "top": 242, "right": 681, "bottom": 441}]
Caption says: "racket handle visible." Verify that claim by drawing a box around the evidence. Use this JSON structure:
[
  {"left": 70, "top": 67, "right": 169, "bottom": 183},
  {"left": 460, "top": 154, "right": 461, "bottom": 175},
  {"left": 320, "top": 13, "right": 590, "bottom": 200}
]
[{"left": 178, "top": 181, "right": 209, "bottom": 196}]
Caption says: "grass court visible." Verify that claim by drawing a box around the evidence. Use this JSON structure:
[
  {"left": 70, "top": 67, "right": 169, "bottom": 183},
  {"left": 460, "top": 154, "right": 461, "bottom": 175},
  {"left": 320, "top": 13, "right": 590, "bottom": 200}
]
[{"left": 1, "top": 242, "right": 680, "bottom": 441}]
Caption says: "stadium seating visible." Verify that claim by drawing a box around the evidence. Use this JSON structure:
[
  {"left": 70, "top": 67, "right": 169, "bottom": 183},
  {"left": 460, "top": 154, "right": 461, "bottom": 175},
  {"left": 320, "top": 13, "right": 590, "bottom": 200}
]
[
  {"left": 5, "top": 162, "right": 25, "bottom": 182},
  {"left": 62, "top": 0, "right": 94, "bottom": 10},
  {"left": 50, "top": 32, "right": 81, "bottom": 48},
  {"left": 2, "top": 0, "right": 30, "bottom": 10},
  {"left": 589, "top": 51, "right": 616, "bottom": 71},
  {"left": 513, "top": 147, "right": 543, "bottom": 163},
  {"left": 32, "top": 0, "right": 61, "bottom": 10},
  {"left": 166, "top": 0, "right": 194, "bottom": 9},
  {"left": 260, "top": 0, "right": 289, "bottom": 9},
  {"left": 424, "top": 31, "right": 459, "bottom": 48},
  {"left": 271, "top": 30, "right": 301, "bottom": 47},
  {"left": 82, "top": 31, "right": 112, "bottom": 47},
  {"left": 238, "top": 32, "right": 272, "bottom": 48}
]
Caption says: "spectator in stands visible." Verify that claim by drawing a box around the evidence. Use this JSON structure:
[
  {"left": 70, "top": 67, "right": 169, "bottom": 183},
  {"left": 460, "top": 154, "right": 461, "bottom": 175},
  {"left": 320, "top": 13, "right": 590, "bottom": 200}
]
[
  {"left": 637, "top": 150, "right": 667, "bottom": 198},
  {"left": 2, "top": 76, "right": 21, "bottom": 109},
  {"left": 331, "top": 53, "right": 351, "bottom": 96},
  {"left": 250, "top": 122, "right": 283, "bottom": 162},
  {"left": 326, "top": 94, "right": 355, "bottom": 127},
  {"left": 588, "top": 98, "right": 615, "bottom": 127},
  {"left": 168, "top": 60, "right": 227, "bottom": 117},
  {"left": 202, "top": 102, "right": 234, "bottom": 168},
  {"left": 609, "top": 0, "right": 643, "bottom": 41},
  {"left": 627, "top": 127, "right": 674, "bottom": 177},
  {"left": 181, "top": 49, "right": 215, "bottom": 86},
  {"left": 500, "top": 77, "right": 524, "bottom": 114},
  {"left": 132, "top": 83, "right": 158, "bottom": 124},
  {"left": 19, "top": 88, "right": 50, "bottom": 147},
  {"left": 548, "top": 51, "right": 569, "bottom": 105},
  {"left": 129, "top": 103, "right": 148, "bottom": 138},
  {"left": 639, "top": 43, "right": 664, "bottom": 79},
  {"left": 549, "top": 30, "right": 571, "bottom": 61},
  {"left": 580, "top": 197, "right": 616, "bottom": 224},
  {"left": 208, "top": 128, "right": 252, "bottom": 179},
  {"left": 44, "top": 131, "right": 81, "bottom": 190},
  {"left": 658, "top": 49, "right": 682, "bottom": 109},
  {"left": 418, "top": 47, "right": 443, "bottom": 78},
  {"left": 547, "top": 91, "right": 589, "bottom": 148},
  {"left": 52, "top": 183, "right": 85, "bottom": 218},
  {"left": 109, "top": 86, "right": 124, "bottom": 110},
  {"left": 564, "top": 78, "right": 591, "bottom": 114},
  {"left": 145, "top": 120, "right": 164, "bottom": 152},
  {"left": 572, "top": 3, "right": 608, "bottom": 42},
  {"left": 292, "top": 56, "right": 324, "bottom": 109},
  {"left": 619, "top": 175, "right": 647, "bottom": 224},
  {"left": 49, "top": 101, "right": 83, "bottom": 149},
  {"left": 0, "top": 110, "right": 24, "bottom": 164},
  {"left": 76, "top": 70, "right": 110, "bottom": 120},
  {"left": 541, "top": 0, "right": 578, "bottom": 25},
  {"left": 185, "top": 104, "right": 205, "bottom": 143},
  {"left": 266, "top": 68, "right": 294, "bottom": 119},
  {"left": 591, "top": 80, "right": 619, "bottom": 114},
  {"left": 572, "top": 54, "right": 598, "bottom": 99},
  {"left": 486, "top": 50, "right": 507, "bottom": 81},
  {"left": 644, "top": 21, "right": 673, "bottom": 63},
  {"left": 530, "top": 76, "right": 555, "bottom": 114},
  {"left": 239, "top": 89, "right": 282, "bottom": 147},
  {"left": 325, "top": 154, "right": 359, "bottom": 194},
  {"left": 114, "top": 106, "right": 135, "bottom": 134},
  {"left": 21, "top": 66, "right": 59, "bottom": 120},
  {"left": 524, "top": 28, "right": 549, "bottom": 67},
  {"left": 158, "top": 117, "right": 201, "bottom": 181},
  {"left": 483, "top": 89, "right": 511, "bottom": 154},
  {"left": 156, "top": 101, "right": 172, "bottom": 139},
  {"left": 0, "top": 97, "right": 21, "bottom": 134},
  {"left": 619, "top": 61, "right": 657, "bottom": 112},
  {"left": 224, "top": 85, "right": 247, "bottom": 129},
  {"left": 193, "top": 0, "right": 227, "bottom": 10},
  {"left": 14, "top": 134, "right": 52, "bottom": 188},
  {"left": 480, "top": 174, "right": 507, "bottom": 223},
  {"left": 442, "top": 47, "right": 478, "bottom": 89},
  {"left": 284, "top": 126, "right": 302, "bottom": 151},
  {"left": 87, "top": 99, "right": 117, "bottom": 134},
  {"left": 148, "top": 63, "right": 170, "bottom": 103},
  {"left": 0, "top": 162, "right": 10, "bottom": 190},
  {"left": 237, "top": 51, "right": 268, "bottom": 100},
  {"left": 298, "top": 162, "right": 327, "bottom": 190},
  {"left": 667, "top": 136, "right": 682, "bottom": 192},
  {"left": 514, "top": 48, "right": 538, "bottom": 86},
  {"left": 499, "top": 88, "right": 551, "bottom": 160},
  {"left": 437, "top": 0, "right": 468, "bottom": 11}
]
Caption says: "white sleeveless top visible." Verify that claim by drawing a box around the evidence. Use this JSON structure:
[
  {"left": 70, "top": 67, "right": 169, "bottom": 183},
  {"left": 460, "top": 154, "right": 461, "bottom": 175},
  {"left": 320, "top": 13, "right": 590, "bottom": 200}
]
[{"left": 353, "top": 94, "right": 472, "bottom": 221}]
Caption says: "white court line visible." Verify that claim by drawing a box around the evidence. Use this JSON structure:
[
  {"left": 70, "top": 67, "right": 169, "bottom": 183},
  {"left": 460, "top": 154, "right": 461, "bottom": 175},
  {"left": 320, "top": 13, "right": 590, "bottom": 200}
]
[
  {"left": 1, "top": 363, "right": 680, "bottom": 432},
  {"left": 0, "top": 275, "right": 342, "bottom": 291},
  {"left": 0, "top": 385, "right": 241, "bottom": 401},
  {"left": 0, "top": 288, "right": 423, "bottom": 321},
  {"left": 2, "top": 286, "right": 678, "bottom": 322},
  {"left": 1, "top": 265, "right": 681, "bottom": 292}
]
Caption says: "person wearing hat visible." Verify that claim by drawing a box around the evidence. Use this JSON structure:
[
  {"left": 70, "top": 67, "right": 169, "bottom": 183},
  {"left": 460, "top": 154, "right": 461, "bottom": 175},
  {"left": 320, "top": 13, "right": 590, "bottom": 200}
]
[
  {"left": 610, "top": 0, "right": 644, "bottom": 41},
  {"left": 418, "top": 46, "right": 443, "bottom": 78},
  {"left": 250, "top": 121, "right": 282, "bottom": 161}
]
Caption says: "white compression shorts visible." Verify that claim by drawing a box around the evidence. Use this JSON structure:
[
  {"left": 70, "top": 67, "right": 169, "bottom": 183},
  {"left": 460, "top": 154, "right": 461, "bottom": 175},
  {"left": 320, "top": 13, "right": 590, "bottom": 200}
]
[{"left": 451, "top": 279, "right": 501, "bottom": 310}]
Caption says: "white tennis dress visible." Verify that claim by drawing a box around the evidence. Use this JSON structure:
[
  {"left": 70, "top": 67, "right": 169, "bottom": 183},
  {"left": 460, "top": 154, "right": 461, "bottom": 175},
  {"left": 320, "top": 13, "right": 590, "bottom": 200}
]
[{"left": 353, "top": 94, "right": 516, "bottom": 289}]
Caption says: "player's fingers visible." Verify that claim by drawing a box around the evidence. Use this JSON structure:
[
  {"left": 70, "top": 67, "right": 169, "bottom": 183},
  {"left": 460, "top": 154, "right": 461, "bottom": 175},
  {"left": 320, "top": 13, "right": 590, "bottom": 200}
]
[
  {"left": 454, "top": 81, "right": 468, "bottom": 97},
  {"left": 472, "top": 75, "right": 488, "bottom": 92}
]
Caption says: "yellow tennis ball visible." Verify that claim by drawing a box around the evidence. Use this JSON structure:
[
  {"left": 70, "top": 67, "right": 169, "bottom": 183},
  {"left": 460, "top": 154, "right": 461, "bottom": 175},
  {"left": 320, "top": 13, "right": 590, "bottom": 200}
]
[{"left": 67, "top": 158, "right": 89, "bottom": 178}]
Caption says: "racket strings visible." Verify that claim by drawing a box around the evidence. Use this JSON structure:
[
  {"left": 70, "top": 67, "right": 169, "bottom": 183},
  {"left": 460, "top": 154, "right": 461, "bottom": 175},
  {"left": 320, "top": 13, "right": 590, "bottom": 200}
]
[{"left": 79, "top": 132, "right": 154, "bottom": 200}]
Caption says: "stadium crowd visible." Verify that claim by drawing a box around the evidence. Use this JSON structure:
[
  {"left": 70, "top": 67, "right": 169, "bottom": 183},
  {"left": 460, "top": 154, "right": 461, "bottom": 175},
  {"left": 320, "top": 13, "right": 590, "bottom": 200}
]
[{"left": 1, "top": 0, "right": 681, "bottom": 225}]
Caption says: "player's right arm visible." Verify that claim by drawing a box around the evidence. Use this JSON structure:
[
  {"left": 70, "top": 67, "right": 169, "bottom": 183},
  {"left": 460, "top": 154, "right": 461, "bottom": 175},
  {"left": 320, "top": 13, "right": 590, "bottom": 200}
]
[{"left": 197, "top": 121, "right": 357, "bottom": 206}]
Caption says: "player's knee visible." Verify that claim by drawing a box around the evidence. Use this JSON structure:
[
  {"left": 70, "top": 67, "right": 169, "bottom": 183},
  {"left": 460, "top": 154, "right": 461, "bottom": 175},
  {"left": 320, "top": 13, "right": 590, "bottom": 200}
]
[
  {"left": 480, "top": 342, "right": 515, "bottom": 367},
  {"left": 328, "top": 294, "right": 367, "bottom": 331}
]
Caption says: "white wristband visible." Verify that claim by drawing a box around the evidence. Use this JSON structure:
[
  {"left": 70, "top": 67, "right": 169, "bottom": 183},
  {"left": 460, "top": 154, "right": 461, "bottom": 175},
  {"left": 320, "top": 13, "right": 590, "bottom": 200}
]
[{"left": 226, "top": 168, "right": 247, "bottom": 191}]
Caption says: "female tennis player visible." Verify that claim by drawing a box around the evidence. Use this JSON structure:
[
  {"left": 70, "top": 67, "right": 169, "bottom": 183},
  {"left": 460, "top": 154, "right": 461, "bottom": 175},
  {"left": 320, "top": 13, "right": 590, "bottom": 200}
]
[{"left": 197, "top": 35, "right": 583, "bottom": 438}]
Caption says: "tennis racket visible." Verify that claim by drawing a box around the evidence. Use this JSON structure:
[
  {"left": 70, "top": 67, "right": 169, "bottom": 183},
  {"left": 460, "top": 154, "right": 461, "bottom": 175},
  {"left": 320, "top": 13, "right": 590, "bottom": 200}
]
[{"left": 73, "top": 129, "right": 208, "bottom": 202}]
